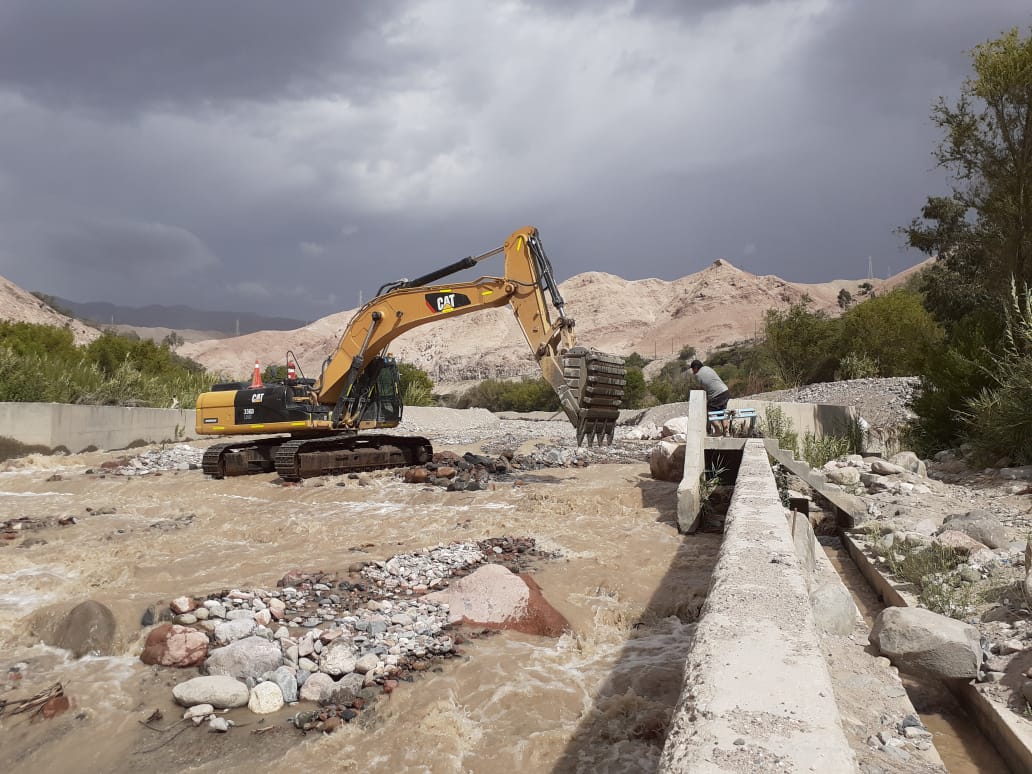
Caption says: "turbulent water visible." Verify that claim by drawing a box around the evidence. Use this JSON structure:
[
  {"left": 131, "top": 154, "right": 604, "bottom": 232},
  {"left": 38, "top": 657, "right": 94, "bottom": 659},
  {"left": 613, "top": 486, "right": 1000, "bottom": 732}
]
[{"left": 0, "top": 441, "right": 719, "bottom": 774}]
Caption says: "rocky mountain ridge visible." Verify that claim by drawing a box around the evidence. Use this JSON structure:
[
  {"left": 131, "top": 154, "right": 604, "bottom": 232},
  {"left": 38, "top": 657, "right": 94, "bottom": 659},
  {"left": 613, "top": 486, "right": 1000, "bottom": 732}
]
[{"left": 0, "top": 258, "right": 928, "bottom": 381}]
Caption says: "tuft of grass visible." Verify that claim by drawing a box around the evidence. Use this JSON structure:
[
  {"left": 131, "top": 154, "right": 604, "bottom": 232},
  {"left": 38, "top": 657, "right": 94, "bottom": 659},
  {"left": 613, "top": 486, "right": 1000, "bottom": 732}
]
[
  {"left": 760, "top": 405, "right": 798, "bottom": 455},
  {"left": 886, "top": 543, "right": 974, "bottom": 618}
]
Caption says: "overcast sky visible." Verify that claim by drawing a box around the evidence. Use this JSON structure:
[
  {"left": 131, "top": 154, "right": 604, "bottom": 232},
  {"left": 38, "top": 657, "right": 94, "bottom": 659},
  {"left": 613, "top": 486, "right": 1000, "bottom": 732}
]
[{"left": 0, "top": 0, "right": 1029, "bottom": 320}]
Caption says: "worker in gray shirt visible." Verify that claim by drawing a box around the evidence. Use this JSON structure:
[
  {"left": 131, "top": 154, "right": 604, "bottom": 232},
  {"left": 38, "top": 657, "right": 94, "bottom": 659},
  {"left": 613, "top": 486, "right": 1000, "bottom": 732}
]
[{"left": 690, "top": 360, "right": 730, "bottom": 435}]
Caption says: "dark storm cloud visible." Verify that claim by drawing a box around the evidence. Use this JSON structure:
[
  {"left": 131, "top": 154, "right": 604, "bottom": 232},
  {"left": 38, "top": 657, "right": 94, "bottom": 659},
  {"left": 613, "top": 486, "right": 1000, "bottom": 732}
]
[
  {"left": 1, "top": 1, "right": 1031, "bottom": 321},
  {"left": 0, "top": 0, "right": 412, "bottom": 110}
]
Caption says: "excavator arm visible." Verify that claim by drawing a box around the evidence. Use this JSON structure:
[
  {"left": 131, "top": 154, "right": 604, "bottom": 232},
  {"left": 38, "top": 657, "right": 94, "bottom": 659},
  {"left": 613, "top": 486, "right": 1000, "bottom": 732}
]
[{"left": 314, "top": 226, "right": 624, "bottom": 444}]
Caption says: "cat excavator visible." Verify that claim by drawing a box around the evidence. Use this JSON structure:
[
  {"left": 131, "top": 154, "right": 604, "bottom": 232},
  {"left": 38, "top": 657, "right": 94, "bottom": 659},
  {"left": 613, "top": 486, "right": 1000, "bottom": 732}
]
[{"left": 195, "top": 226, "right": 626, "bottom": 480}]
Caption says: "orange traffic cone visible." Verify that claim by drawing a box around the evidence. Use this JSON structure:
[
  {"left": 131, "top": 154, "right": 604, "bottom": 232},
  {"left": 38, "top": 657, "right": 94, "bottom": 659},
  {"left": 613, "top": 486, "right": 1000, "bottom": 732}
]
[
  {"left": 287, "top": 361, "right": 296, "bottom": 381},
  {"left": 250, "top": 359, "right": 263, "bottom": 388}
]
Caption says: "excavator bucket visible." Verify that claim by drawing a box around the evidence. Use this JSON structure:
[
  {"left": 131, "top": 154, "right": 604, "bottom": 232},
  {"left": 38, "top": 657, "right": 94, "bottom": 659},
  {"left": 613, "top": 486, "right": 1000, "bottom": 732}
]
[{"left": 562, "top": 347, "right": 626, "bottom": 446}]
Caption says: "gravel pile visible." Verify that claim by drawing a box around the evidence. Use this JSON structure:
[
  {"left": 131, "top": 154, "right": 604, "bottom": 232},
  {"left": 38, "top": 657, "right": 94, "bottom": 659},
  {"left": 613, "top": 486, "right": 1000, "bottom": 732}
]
[{"left": 744, "top": 377, "right": 921, "bottom": 429}]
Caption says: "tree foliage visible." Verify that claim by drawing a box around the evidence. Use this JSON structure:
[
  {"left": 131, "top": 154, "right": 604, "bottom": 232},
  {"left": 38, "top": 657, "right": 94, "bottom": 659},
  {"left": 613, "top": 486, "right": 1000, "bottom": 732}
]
[
  {"left": 455, "top": 377, "right": 560, "bottom": 412},
  {"left": 763, "top": 298, "right": 839, "bottom": 387},
  {"left": 903, "top": 26, "right": 1032, "bottom": 454},
  {"left": 836, "top": 289, "right": 942, "bottom": 377},
  {"left": 0, "top": 322, "right": 213, "bottom": 407}
]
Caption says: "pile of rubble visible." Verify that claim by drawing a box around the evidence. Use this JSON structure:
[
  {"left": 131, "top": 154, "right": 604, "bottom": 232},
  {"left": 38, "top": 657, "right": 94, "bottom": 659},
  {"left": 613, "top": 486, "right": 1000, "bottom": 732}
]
[{"left": 143, "top": 538, "right": 552, "bottom": 734}]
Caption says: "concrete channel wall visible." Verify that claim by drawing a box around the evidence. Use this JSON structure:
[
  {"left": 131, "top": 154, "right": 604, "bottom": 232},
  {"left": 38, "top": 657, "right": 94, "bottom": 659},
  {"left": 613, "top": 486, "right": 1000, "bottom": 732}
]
[
  {"left": 660, "top": 439, "right": 858, "bottom": 772},
  {"left": 0, "top": 402, "right": 195, "bottom": 453}
]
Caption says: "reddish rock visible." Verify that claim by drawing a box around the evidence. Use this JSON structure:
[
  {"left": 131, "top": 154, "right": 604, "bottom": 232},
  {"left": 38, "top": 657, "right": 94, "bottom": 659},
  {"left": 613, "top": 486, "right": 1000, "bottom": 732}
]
[
  {"left": 404, "top": 467, "right": 429, "bottom": 484},
  {"left": 170, "top": 596, "right": 196, "bottom": 614},
  {"left": 382, "top": 679, "right": 398, "bottom": 694},
  {"left": 140, "top": 623, "right": 209, "bottom": 668},
  {"left": 267, "top": 598, "right": 286, "bottom": 620},
  {"left": 424, "top": 564, "right": 569, "bottom": 637},
  {"left": 41, "top": 695, "right": 70, "bottom": 719},
  {"left": 435, "top": 466, "right": 457, "bottom": 479},
  {"left": 278, "top": 570, "right": 305, "bottom": 587},
  {"left": 513, "top": 574, "right": 570, "bottom": 637},
  {"left": 433, "top": 451, "right": 461, "bottom": 464},
  {"left": 323, "top": 716, "right": 342, "bottom": 733}
]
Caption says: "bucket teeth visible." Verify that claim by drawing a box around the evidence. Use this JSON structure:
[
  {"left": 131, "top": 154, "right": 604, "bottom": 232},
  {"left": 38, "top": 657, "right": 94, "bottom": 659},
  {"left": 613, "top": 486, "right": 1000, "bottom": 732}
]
[{"left": 562, "top": 347, "right": 626, "bottom": 446}]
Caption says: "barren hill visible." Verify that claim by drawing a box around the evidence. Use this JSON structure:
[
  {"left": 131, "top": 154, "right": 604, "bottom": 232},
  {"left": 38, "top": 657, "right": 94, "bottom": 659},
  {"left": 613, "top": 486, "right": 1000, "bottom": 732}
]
[
  {"left": 0, "top": 274, "right": 100, "bottom": 345},
  {"left": 177, "top": 259, "right": 930, "bottom": 383}
]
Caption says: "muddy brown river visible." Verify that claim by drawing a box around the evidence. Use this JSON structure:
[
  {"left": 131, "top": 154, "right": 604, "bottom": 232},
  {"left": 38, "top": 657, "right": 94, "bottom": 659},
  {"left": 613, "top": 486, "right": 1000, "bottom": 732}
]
[{"left": 0, "top": 441, "right": 720, "bottom": 773}]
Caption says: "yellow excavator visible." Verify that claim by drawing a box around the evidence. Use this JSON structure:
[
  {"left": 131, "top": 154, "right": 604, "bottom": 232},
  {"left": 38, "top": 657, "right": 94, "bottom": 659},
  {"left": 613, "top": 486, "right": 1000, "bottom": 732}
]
[{"left": 195, "top": 226, "right": 626, "bottom": 480}]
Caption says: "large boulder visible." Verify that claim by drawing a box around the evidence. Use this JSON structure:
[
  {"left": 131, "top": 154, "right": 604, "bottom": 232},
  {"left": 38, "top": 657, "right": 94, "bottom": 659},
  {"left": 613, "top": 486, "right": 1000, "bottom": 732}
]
[
  {"left": 889, "top": 451, "right": 927, "bottom": 478},
  {"left": 172, "top": 675, "right": 249, "bottom": 708},
  {"left": 140, "top": 623, "right": 208, "bottom": 667},
  {"left": 204, "top": 635, "right": 283, "bottom": 685},
  {"left": 941, "top": 510, "right": 1008, "bottom": 550},
  {"left": 809, "top": 582, "right": 856, "bottom": 636},
  {"left": 870, "top": 607, "right": 980, "bottom": 679},
  {"left": 649, "top": 440, "right": 685, "bottom": 482},
  {"left": 320, "top": 640, "right": 358, "bottom": 676},
  {"left": 47, "top": 600, "right": 118, "bottom": 658},
  {"left": 298, "top": 671, "right": 335, "bottom": 704},
  {"left": 825, "top": 467, "right": 861, "bottom": 487},
  {"left": 424, "top": 563, "right": 568, "bottom": 637}
]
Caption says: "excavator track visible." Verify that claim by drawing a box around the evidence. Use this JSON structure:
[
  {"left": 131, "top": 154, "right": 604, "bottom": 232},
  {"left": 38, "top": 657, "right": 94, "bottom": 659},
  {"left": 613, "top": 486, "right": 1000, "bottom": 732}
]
[
  {"left": 563, "top": 348, "right": 627, "bottom": 446},
  {"left": 272, "top": 433, "right": 433, "bottom": 481},
  {"left": 202, "top": 438, "right": 285, "bottom": 479}
]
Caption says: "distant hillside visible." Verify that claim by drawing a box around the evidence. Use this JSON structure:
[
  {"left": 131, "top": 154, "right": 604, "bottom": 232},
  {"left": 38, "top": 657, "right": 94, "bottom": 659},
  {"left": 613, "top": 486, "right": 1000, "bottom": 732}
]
[
  {"left": 179, "top": 258, "right": 932, "bottom": 382},
  {"left": 52, "top": 298, "right": 307, "bottom": 335},
  {"left": 0, "top": 275, "right": 99, "bottom": 345}
]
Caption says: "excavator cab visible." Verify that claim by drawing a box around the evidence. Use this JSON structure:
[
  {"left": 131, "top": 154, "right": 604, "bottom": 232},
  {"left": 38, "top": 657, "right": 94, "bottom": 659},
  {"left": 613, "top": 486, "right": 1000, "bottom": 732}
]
[{"left": 341, "top": 355, "right": 404, "bottom": 428}]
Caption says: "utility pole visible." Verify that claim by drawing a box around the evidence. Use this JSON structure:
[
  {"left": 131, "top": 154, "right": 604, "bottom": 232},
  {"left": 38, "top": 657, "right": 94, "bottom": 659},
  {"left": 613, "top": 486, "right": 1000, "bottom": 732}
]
[
  {"left": 867, "top": 256, "right": 873, "bottom": 281},
  {"left": 358, "top": 290, "right": 363, "bottom": 307}
]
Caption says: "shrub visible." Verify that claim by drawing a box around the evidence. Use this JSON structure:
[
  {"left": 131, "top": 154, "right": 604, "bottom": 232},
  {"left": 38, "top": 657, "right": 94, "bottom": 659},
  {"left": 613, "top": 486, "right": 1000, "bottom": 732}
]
[
  {"left": 800, "top": 432, "right": 852, "bottom": 469},
  {"left": 456, "top": 377, "right": 560, "bottom": 412},
  {"left": 836, "top": 288, "right": 943, "bottom": 377},
  {"left": 399, "top": 363, "right": 435, "bottom": 407},
  {"left": 760, "top": 405, "right": 798, "bottom": 455},
  {"left": 885, "top": 542, "right": 973, "bottom": 618},
  {"left": 837, "top": 352, "right": 879, "bottom": 380},
  {"left": 960, "top": 281, "right": 1032, "bottom": 464}
]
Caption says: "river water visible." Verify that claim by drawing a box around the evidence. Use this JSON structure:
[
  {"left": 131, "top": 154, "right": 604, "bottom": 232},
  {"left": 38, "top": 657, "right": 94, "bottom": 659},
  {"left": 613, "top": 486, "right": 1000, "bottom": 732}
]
[{"left": 0, "top": 445, "right": 721, "bottom": 773}]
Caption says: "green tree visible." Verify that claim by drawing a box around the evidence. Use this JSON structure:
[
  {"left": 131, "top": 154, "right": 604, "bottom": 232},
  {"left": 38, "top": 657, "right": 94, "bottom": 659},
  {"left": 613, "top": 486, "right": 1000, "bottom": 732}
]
[
  {"left": 763, "top": 298, "right": 839, "bottom": 387},
  {"left": 903, "top": 26, "right": 1032, "bottom": 453},
  {"left": 836, "top": 289, "right": 943, "bottom": 376},
  {"left": 648, "top": 360, "right": 692, "bottom": 404},
  {"left": 621, "top": 366, "right": 647, "bottom": 409},
  {"left": 837, "top": 288, "right": 853, "bottom": 309},
  {"left": 162, "top": 331, "right": 185, "bottom": 350},
  {"left": 905, "top": 27, "right": 1032, "bottom": 319},
  {"left": 625, "top": 352, "right": 651, "bottom": 369}
]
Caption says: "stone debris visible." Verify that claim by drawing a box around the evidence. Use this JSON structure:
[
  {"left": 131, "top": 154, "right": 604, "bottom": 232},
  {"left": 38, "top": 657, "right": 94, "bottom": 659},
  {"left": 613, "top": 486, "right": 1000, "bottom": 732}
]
[
  {"left": 113, "top": 444, "right": 204, "bottom": 476},
  {"left": 150, "top": 537, "right": 554, "bottom": 735}
]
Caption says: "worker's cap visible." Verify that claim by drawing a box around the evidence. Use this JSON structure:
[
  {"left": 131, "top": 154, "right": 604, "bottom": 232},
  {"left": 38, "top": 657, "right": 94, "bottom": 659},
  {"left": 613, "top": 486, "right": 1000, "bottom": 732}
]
[{"left": 690, "top": 360, "right": 703, "bottom": 370}]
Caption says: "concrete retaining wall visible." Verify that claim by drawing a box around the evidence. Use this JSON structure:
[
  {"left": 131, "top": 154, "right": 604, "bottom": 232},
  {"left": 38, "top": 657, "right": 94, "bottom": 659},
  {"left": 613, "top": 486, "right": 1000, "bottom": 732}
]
[
  {"left": 727, "top": 398, "right": 859, "bottom": 439},
  {"left": 0, "top": 402, "right": 195, "bottom": 453},
  {"left": 660, "top": 439, "right": 857, "bottom": 772}
]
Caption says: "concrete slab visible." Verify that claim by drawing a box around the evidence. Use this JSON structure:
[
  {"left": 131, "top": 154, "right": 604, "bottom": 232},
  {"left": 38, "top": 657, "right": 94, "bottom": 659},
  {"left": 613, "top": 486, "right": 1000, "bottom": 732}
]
[
  {"left": 660, "top": 439, "right": 858, "bottom": 772},
  {"left": 676, "top": 391, "right": 706, "bottom": 533}
]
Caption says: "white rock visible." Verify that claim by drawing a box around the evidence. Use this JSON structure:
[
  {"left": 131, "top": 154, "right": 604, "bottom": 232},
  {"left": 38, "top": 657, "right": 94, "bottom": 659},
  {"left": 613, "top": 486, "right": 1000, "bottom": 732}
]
[
  {"left": 182, "top": 703, "right": 214, "bottom": 720},
  {"left": 247, "top": 681, "right": 285, "bottom": 714}
]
